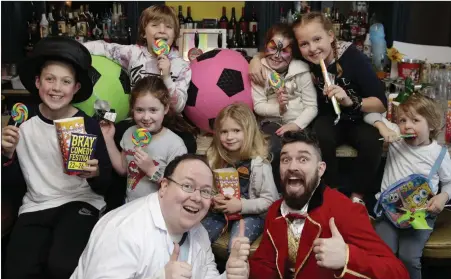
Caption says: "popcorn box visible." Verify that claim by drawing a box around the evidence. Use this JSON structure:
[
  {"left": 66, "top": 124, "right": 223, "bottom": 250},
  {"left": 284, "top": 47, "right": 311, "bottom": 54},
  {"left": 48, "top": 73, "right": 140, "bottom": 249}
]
[
  {"left": 54, "top": 117, "right": 86, "bottom": 175},
  {"left": 213, "top": 168, "right": 242, "bottom": 221}
]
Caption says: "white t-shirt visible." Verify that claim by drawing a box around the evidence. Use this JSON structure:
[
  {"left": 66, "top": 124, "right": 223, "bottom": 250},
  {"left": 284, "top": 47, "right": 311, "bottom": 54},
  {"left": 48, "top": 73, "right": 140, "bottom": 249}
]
[
  {"left": 71, "top": 193, "right": 226, "bottom": 279},
  {"left": 120, "top": 126, "right": 187, "bottom": 202},
  {"left": 378, "top": 139, "right": 451, "bottom": 200},
  {"left": 16, "top": 110, "right": 106, "bottom": 214}
]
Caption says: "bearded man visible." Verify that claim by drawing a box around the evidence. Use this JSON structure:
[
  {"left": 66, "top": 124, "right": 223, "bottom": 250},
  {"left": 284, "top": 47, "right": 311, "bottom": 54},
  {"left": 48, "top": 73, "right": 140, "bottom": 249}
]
[{"left": 249, "top": 130, "right": 409, "bottom": 279}]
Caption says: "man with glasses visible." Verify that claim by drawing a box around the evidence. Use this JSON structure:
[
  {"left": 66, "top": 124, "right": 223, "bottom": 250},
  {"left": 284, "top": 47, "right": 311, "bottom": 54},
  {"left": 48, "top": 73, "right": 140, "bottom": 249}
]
[{"left": 71, "top": 154, "right": 250, "bottom": 279}]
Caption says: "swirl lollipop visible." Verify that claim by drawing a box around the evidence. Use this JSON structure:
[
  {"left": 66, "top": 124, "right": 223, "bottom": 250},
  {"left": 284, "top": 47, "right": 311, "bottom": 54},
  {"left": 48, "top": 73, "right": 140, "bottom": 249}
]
[
  {"left": 269, "top": 72, "right": 287, "bottom": 111},
  {"left": 11, "top": 103, "right": 29, "bottom": 126},
  {"left": 269, "top": 72, "right": 284, "bottom": 89},
  {"left": 152, "top": 39, "right": 170, "bottom": 76},
  {"left": 153, "top": 39, "right": 170, "bottom": 56},
  {"left": 132, "top": 128, "right": 152, "bottom": 147}
]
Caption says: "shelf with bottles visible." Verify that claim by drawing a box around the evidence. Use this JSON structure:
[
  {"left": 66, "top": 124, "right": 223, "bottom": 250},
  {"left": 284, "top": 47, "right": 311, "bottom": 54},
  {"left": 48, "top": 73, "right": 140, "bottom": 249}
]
[
  {"left": 175, "top": 5, "right": 259, "bottom": 49},
  {"left": 279, "top": 3, "right": 370, "bottom": 56},
  {"left": 25, "top": 2, "right": 131, "bottom": 56}
]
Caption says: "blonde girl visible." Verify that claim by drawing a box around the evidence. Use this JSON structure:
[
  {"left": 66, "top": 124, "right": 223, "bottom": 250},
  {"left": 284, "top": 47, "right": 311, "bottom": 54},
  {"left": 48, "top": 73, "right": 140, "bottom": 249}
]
[{"left": 201, "top": 103, "right": 279, "bottom": 251}]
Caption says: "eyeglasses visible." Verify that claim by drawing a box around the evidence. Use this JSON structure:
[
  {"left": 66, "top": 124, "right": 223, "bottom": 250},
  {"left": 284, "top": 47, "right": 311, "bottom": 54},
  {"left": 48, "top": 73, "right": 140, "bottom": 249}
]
[{"left": 166, "top": 177, "right": 215, "bottom": 199}]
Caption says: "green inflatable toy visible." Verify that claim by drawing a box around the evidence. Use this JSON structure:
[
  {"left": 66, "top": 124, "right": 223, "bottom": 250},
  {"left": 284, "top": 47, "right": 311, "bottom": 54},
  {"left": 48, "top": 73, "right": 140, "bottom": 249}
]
[
  {"left": 74, "top": 55, "right": 131, "bottom": 123},
  {"left": 397, "top": 207, "right": 432, "bottom": 230}
]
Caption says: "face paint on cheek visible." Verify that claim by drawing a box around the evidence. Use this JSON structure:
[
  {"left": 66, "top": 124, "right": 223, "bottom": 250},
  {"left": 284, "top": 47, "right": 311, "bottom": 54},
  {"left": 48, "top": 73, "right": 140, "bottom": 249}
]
[
  {"left": 280, "top": 46, "right": 293, "bottom": 62},
  {"left": 265, "top": 40, "right": 277, "bottom": 57}
]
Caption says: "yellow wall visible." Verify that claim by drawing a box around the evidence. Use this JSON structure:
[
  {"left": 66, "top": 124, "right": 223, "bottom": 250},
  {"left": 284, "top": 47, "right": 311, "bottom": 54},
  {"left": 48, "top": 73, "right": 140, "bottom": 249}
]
[{"left": 166, "top": 1, "right": 245, "bottom": 21}]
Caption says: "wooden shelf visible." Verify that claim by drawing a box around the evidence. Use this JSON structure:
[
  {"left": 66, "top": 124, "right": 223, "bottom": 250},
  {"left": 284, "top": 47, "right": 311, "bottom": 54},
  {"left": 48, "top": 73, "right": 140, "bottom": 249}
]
[{"left": 1, "top": 89, "right": 31, "bottom": 96}]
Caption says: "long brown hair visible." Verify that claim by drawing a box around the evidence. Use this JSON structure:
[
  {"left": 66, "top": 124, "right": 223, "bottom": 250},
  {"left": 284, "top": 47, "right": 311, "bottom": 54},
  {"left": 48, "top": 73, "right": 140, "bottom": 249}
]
[
  {"left": 207, "top": 103, "right": 269, "bottom": 169},
  {"left": 130, "top": 76, "right": 198, "bottom": 134},
  {"left": 292, "top": 12, "right": 343, "bottom": 77},
  {"left": 137, "top": 5, "right": 180, "bottom": 46}
]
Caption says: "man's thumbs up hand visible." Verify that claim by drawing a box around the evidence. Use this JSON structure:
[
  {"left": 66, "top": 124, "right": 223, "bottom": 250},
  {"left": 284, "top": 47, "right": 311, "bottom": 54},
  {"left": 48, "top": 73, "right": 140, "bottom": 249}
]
[
  {"left": 230, "top": 219, "right": 250, "bottom": 261},
  {"left": 164, "top": 243, "right": 192, "bottom": 279},
  {"left": 312, "top": 217, "right": 347, "bottom": 270},
  {"left": 226, "top": 219, "right": 250, "bottom": 279},
  {"left": 170, "top": 243, "right": 180, "bottom": 262},
  {"left": 329, "top": 217, "right": 344, "bottom": 240}
]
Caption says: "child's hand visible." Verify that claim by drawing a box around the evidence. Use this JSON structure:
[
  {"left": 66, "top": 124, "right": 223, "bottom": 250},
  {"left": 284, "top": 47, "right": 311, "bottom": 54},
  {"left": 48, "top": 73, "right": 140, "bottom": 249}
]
[
  {"left": 277, "top": 88, "right": 289, "bottom": 106},
  {"left": 379, "top": 126, "right": 399, "bottom": 143},
  {"left": 214, "top": 193, "right": 225, "bottom": 202},
  {"left": 1, "top": 125, "right": 20, "bottom": 159},
  {"left": 276, "top": 123, "right": 301, "bottom": 136},
  {"left": 134, "top": 147, "right": 158, "bottom": 177},
  {"left": 213, "top": 194, "right": 226, "bottom": 212},
  {"left": 426, "top": 193, "right": 449, "bottom": 215},
  {"left": 249, "top": 56, "right": 265, "bottom": 86},
  {"left": 79, "top": 159, "right": 100, "bottom": 179},
  {"left": 99, "top": 121, "right": 115, "bottom": 140},
  {"left": 324, "top": 85, "right": 353, "bottom": 107},
  {"left": 157, "top": 55, "right": 171, "bottom": 77},
  {"left": 216, "top": 195, "right": 242, "bottom": 214}
]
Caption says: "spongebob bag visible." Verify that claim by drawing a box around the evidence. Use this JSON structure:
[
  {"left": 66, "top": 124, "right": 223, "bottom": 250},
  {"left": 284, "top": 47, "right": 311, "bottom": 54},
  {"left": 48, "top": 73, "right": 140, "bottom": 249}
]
[{"left": 374, "top": 146, "right": 447, "bottom": 229}]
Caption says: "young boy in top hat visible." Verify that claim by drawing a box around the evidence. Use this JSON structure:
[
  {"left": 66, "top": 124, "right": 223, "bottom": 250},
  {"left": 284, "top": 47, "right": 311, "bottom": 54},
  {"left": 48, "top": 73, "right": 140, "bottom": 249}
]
[{"left": 1, "top": 37, "right": 112, "bottom": 279}]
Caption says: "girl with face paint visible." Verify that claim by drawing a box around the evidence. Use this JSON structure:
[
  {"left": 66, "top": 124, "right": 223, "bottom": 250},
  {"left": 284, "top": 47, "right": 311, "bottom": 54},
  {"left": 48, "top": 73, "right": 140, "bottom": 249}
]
[
  {"left": 251, "top": 23, "right": 318, "bottom": 192},
  {"left": 250, "top": 13, "right": 389, "bottom": 207}
]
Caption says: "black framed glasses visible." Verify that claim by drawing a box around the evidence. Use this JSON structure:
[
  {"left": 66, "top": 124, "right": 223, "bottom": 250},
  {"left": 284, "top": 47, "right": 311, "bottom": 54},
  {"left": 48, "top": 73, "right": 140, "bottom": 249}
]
[{"left": 166, "top": 177, "right": 215, "bottom": 199}]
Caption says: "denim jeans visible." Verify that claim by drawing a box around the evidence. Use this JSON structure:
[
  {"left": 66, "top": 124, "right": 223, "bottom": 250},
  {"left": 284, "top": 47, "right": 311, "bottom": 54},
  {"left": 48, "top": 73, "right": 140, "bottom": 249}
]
[
  {"left": 201, "top": 212, "right": 264, "bottom": 252},
  {"left": 374, "top": 215, "right": 436, "bottom": 279}
]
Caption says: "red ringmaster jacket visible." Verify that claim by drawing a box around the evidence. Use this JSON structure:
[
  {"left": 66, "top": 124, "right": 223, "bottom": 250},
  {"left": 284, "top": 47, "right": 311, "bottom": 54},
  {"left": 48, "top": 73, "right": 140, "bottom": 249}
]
[{"left": 249, "top": 183, "right": 409, "bottom": 279}]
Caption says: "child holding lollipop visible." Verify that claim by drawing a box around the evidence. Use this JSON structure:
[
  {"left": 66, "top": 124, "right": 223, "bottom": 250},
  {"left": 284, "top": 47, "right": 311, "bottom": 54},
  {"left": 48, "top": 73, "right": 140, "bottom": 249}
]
[
  {"left": 84, "top": 4, "right": 197, "bottom": 153},
  {"left": 100, "top": 76, "right": 187, "bottom": 202},
  {"left": 251, "top": 23, "right": 318, "bottom": 190}
]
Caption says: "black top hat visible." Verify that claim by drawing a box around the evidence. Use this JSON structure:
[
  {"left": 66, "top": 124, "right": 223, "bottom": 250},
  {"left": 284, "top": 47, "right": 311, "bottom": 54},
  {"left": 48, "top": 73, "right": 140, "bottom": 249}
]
[{"left": 18, "top": 37, "right": 93, "bottom": 103}]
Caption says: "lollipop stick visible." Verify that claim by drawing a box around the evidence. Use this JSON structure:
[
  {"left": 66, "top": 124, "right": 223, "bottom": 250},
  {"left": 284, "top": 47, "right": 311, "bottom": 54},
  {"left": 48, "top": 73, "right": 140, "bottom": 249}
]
[
  {"left": 14, "top": 122, "right": 18, "bottom": 127},
  {"left": 378, "top": 134, "right": 417, "bottom": 141}
]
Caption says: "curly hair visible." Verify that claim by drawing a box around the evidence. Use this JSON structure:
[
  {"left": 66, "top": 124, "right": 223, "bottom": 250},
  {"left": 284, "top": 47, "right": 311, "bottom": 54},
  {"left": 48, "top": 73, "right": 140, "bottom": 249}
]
[
  {"left": 281, "top": 130, "right": 322, "bottom": 160},
  {"left": 397, "top": 94, "right": 443, "bottom": 140}
]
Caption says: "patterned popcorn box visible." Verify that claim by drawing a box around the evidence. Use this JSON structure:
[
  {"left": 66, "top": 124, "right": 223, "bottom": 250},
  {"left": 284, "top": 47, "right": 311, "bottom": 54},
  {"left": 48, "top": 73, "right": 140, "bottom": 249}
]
[
  {"left": 446, "top": 100, "right": 451, "bottom": 144},
  {"left": 213, "top": 168, "right": 242, "bottom": 221},
  {"left": 54, "top": 117, "right": 86, "bottom": 175}
]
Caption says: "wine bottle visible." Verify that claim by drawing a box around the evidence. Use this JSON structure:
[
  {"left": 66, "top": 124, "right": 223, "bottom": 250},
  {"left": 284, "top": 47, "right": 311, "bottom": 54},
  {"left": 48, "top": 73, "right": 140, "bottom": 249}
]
[
  {"left": 57, "top": 8, "right": 67, "bottom": 36},
  {"left": 249, "top": 5, "right": 258, "bottom": 33},
  {"left": 178, "top": 5, "right": 185, "bottom": 29},
  {"left": 227, "top": 8, "right": 237, "bottom": 47},
  {"left": 185, "top": 7, "right": 194, "bottom": 29},
  {"left": 238, "top": 7, "right": 247, "bottom": 33},
  {"left": 40, "top": 13, "right": 49, "bottom": 38},
  {"left": 219, "top": 7, "right": 228, "bottom": 29}
]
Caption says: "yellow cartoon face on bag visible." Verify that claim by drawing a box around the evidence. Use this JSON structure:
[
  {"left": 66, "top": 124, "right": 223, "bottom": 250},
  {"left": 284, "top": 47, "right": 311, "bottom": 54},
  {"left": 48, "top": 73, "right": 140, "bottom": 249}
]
[{"left": 403, "top": 182, "right": 432, "bottom": 209}]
